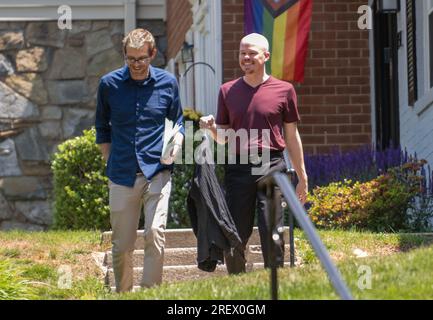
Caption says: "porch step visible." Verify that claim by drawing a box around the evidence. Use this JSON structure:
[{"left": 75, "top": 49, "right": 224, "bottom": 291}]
[
  {"left": 101, "top": 227, "right": 290, "bottom": 249},
  {"left": 97, "top": 227, "right": 295, "bottom": 291},
  {"left": 106, "top": 262, "right": 292, "bottom": 288},
  {"left": 103, "top": 244, "right": 294, "bottom": 268}
]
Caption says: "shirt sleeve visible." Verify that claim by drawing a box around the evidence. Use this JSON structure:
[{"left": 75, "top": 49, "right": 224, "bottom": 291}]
[
  {"left": 95, "top": 78, "right": 112, "bottom": 144},
  {"left": 215, "top": 87, "right": 229, "bottom": 125},
  {"left": 283, "top": 85, "right": 301, "bottom": 123},
  {"left": 167, "top": 78, "right": 185, "bottom": 136}
]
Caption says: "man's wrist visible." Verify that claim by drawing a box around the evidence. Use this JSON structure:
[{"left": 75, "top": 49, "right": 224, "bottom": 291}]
[{"left": 298, "top": 175, "right": 308, "bottom": 183}]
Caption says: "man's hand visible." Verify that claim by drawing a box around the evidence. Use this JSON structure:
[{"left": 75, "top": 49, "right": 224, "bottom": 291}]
[
  {"left": 160, "top": 144, "right": 181, "bottom": 165},
  {"left": 199, "top": 115, "right": 229, "bottom": 144},
  {"left": 295, "top": 179, "right": 308, "bottom": 205},
  {"left": 98, "top": 143, "right": 111, "bottom": 162},
  {"left": 199, "top": 115, "right": 216, "bottom": 130}
]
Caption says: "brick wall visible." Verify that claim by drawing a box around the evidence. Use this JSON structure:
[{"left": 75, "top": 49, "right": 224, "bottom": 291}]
[
  {"left": 222, "top": 0, "right": 245, "bottom": 81},
  {"left": 221, "top": 0, "right": 372, "bottom": 154},
  {"left": 166, "top": 0, "right": 192, "bottom": 60}
]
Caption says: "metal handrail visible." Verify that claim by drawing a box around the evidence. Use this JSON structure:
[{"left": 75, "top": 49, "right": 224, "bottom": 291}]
[{"left": 272, "top": 171, "right": 353, "bottom": 300}]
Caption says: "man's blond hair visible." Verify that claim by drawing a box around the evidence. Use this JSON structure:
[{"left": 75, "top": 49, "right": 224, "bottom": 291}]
[{"left": 122, "top": 28, "right": 156, "bottom": 54}]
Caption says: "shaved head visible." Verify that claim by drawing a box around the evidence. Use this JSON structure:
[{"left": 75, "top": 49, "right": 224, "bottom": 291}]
[{"left": 240, "top": 33, "right": 269, "bottom": 52}]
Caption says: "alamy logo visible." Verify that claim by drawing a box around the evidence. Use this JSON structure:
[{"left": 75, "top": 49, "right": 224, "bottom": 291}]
[
  {"left": 58, "top": 5, "right": 72, "bottom": 30},
  {"left": 357, "top": 265, "right": 372, "bottom": 290},
  {"left": 358, "top": 5, "right": 372, "bottom": 30},
  {"left": 57, "top": 265, "right": 72, "bottom": 289}
]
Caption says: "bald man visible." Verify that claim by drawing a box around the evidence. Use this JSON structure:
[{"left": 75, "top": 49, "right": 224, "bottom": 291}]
[{"left": 200, "top": 33, "right": 308, "bottom": 274}]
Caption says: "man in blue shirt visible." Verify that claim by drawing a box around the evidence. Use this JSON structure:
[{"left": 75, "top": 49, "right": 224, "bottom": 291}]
[{"left": 95, "top": 28, "right": 184, "bottom": 293}]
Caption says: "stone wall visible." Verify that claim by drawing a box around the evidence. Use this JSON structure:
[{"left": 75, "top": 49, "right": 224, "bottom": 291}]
[{"left": 0, "top": 20, "right": 167, "bottom": 231}]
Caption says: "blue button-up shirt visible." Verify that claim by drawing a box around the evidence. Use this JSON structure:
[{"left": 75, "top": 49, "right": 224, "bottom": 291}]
[{"left": 95, "top": 65, "right": 185, "bottom": 187}]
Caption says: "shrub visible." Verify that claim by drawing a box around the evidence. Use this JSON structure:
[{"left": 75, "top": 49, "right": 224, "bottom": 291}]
[
  {"left": 366, "top": 174, "right": 418, "bottom": 232},
  {"left": 167, "top": 108, "right": 226, "bottom": 228},
  {"left": 395, "top": 160, "right": 433, "bottom": 232},
  {"left": 307, "top": 161, "right": 426, "bottom": 232},
  {"left": 307, "top": 179, "right": 375, "bottom": 230},
  {"left": 51, "top": 108, "right": 214, "bottom": 230},
  {"left": 166, "top": 108, "right": 200, "bottom": 228},
  {"left": 51, "top": 128, "right": 110, "bottom": 230}
]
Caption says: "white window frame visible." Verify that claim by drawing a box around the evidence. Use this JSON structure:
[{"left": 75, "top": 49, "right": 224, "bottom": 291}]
[
  {"left": 414, "top": 0, "right": 433, "bottom": 115},
  {"left": 422, "top": 0, "right": 433, "bottom": 93}
]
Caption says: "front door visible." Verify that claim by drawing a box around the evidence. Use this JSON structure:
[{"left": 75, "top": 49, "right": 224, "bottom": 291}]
[{"left": 373, "top": 2, "right": 400, "bottom": 150}]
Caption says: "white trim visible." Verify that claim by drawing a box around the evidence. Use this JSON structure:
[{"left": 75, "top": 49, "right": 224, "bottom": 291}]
[
  {"left": 124, "top": 0, "right": 136, "bottom": 35},
  {"left": 0, "top": 0, "right": 164, "bottom": 6},
  {"left": 0, "top": 0, "right": 165, "bottom": 21},
  {"left": 411, "top": 0, "right": 433, "bottom": 114},
  {"left": 176, "top": 54, "right": 195, "bottom": 109},
  {"left": 214, "top": 0, "right": 223, "bottom": 105},
  {"left": 189, "top": 0, "right": 221, "bottom": 115},
  {"left": 182, "top": 30, "right": 195, "bottom": 109},
  {"left": 165, "top": 58, "right": 175, "bottom": 74},
  {"left": 137, "top": 0, "right": 167, "bottom": 21},
  {"left": 169, "top": 30, "right": 195, "bottom": 110},
  {"left": 414, "top": 88, "right": 433, "bottom": 115},
  {"left": 415, "top": 0, "right": 426, "bottom": 98},
  {"left": 397, "top": 0, "right": 408, "bottom": 113},
  {"left": 368, "top": 0, "right": 376, "bottom": 147},
  {"left": 423, "top": 3, "right": 433, "bottom": 93},
  {"left": 0, "top": 0, "right": 129, "bottom": 5}
]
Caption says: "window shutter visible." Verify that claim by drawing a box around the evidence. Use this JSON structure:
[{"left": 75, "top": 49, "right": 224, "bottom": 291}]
[{"left": 407, "top": 0, "right": 417, "bottom": 106}]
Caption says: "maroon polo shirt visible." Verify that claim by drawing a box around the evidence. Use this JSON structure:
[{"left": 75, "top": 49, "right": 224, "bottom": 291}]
[{"left": 216, "top": 76, "right": 300, "bottom": 154}]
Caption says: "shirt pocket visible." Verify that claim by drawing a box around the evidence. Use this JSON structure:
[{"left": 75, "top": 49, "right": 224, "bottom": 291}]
[
  {"left": 111, "top": 104, "right": 135, "bottom": 125},
  {"left": 145, "top": 92, "right": 170, "bottom": 122},
  {"left": 110, "top": 97, "right": 135, "bottom": 126}
]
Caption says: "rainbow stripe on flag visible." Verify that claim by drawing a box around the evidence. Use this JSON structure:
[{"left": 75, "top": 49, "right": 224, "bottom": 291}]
[{"left": 244, "top": 0, "right": 312, "bottom": 83}]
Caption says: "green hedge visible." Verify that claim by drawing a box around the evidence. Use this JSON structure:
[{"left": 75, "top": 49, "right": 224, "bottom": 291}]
[{"left": 51, "top": 128, "right": 110, "bottom": 230}]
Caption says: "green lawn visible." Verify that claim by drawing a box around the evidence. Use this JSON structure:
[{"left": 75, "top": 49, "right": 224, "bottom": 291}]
[
  {"left": 1, "top": 229, "right": 433, "bottom": 300},
  {"left": 116, "top": 235, "right": 433, "bottom": 300}
]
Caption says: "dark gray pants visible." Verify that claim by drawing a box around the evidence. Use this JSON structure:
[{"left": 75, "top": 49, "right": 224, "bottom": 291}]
[{"left": 223, "top": 155, "right": 286, "bottom": 274}]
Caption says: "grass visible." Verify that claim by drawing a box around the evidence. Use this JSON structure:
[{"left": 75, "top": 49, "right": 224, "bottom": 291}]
[
  {"left": 1, "top": 229, "right": 433, "bottom": 300},
  {"left": 0, "top": 259, "right": 38, "bottom": 300},
  {"left": 113, "top": 244, "right": 433, "bottom": 300},
  {"left": 291, "top": 229, "right": 433, "bottom": 265},
  {"left": 0, "top": 230, "right": 109, "bottom": 300}
]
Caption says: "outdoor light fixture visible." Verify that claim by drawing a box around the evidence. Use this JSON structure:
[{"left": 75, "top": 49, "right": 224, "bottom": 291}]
[
  {"left": 181, "top": 41, "right": 194, "bottom": 64},
  {"left": 377, "top": 0, "right": 400, "bottom": 13}
]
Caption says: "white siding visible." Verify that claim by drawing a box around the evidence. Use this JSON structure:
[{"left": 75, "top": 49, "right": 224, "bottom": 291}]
[
  {"left": 166, "top": 0, "right": 222, "bottom": 116},
  {"left": 190, "top": 0, "right": 222, "bottom": 115},
  {"left": 398, "top": 1, "right": 433, "bottom": 165}
]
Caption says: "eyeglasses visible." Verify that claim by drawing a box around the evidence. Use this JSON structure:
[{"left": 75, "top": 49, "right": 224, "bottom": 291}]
[{"left": 125, "top": 56, "right": 151, "bottom": 65}]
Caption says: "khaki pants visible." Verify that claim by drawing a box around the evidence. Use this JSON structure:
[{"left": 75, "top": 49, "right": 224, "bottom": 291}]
[{"left": 109, "top": 170, "right": 171, "bottom": 293}]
